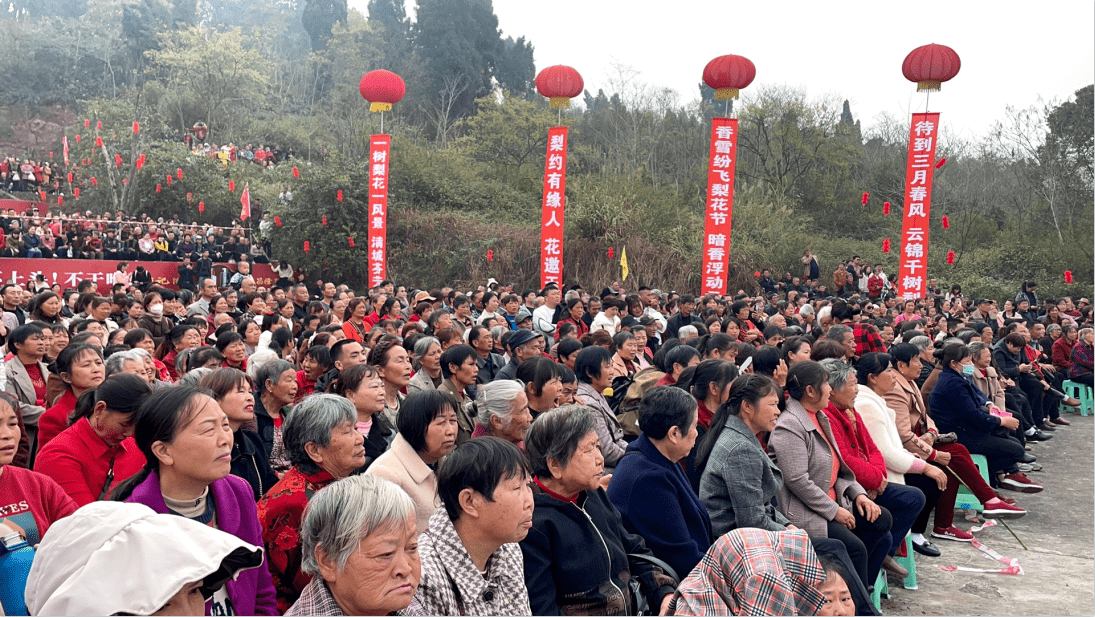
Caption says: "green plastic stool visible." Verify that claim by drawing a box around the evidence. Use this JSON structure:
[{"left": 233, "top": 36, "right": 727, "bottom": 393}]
[
  {"left": 955, "top": 454, "right": 990, "bottom": 512},
  {"left": 1062, "top": 380, "right": 1092, "bottom": 417},
  {"left": 893, "top": 534, "right": 917, "bottom": 590},
  {"left": 871, "top": 570, "right": 888, "bottom": 612}
]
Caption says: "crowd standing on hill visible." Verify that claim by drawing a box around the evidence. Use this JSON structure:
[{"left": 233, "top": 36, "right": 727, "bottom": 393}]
[{"left": 0, "top": 255, "right": 1091, "bottom": 616}]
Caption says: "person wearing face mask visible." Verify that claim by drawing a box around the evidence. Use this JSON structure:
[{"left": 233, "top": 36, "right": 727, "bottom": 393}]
[
  {"left": 34, "top": 374, "right": 151, "bottom": 507},
  {"left": 928, "top": 344, "right": 1041, "bottom": 494},
  {"left": 138, "top": 292, "right": 170, "bottom": 346}
]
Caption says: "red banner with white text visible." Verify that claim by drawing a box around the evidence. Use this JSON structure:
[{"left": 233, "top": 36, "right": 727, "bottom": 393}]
[
  {"left": 368, "top": 135, "right": 391, "bottom": 288},
  {"left": 897, "top": 112, "right": 940, "bottom": 300},
  {"left": 0, "top": 258, "right": 276, "bottom": 295},
  {"left": 540, "top": 126, "right": 568, "bottom": 289},
  {"left": 701, "top": 118, "right": 739, "bottom": 296}
]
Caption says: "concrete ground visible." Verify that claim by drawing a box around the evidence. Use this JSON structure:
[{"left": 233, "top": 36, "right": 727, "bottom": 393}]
[{"left": 880, "top": 407, "right": 1094, "bottom": 616}]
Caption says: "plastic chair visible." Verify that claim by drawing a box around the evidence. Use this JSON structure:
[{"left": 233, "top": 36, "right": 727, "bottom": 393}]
[
  {"left": 893, "top": 534, "right": 917, "bottom": 590},
  {"left": 872, "top": 570, "right": 888, "bottom": 612},
  {"left": 955, "top": 454, "right": 990, "bottom": 512},
  {"left": 1062, "top": 380, "right": 1092, "bottom": 417}
]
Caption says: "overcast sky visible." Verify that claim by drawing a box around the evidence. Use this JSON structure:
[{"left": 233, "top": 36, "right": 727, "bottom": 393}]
[{"left": 348, "top": 0, "right": 1094, "bottom": 141}]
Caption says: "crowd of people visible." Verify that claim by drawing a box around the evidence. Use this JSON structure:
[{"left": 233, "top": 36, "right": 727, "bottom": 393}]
[{"left": 0, "top": 258, "right": 1091, "bottom": 616}]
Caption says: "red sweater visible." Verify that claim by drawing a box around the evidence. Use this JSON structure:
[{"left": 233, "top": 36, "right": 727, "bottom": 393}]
[
  {"left": 37, "top": 389, "right": 78, "bottom": 450},
  {"left": 33, "top": 417, "right": 145, "bottom": 506},
  {"left": 821, "top": 402, "right": 887, "bottom": 491},
  {"left": 0, "top": 465, "right": 77, "bottom": 546},
  {"left": 1052, "top": 337, "right": 1076, "bottom": 371}
]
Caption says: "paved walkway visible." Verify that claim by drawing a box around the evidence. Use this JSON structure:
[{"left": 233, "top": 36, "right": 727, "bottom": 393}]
[{"left": 880, "top": 407, "right": 1094, "bottom": 615}]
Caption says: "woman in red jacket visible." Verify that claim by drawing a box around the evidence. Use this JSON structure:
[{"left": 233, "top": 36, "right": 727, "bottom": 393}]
[
  {"left": 819, "top": 358, "right": 924, "bottom": 578},
  {"left": 34, "top": 374, "right": 151, "bottom": 506},
  {"left": 1053, "top": 325, "right": 1078, "bottom": 372},
  {"left": 36, "top": 343, "right": 105, "bottom": 450}
]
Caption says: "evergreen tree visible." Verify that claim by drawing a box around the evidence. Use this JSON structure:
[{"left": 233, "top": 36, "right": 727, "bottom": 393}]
[
  {"left": 494, "top": 35, "right": 535, "bottom": 98},
  {"left": 413, "top": 0, "right": 503, "bottom": 121},
  {"left": 302, "top": 0, "right": 348, "bottom": 51}
]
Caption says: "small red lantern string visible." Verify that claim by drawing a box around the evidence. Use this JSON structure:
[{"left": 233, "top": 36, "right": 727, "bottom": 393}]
[
  {"left": 1065, "top": 271, "right": 1074, "bottom": 284},
  {"left": 348, "top": 237, "right": 355, "bottom": 248},
  {"left": 73, "top": 187, "right": 80, "bottom": 198},
  {"left": 67, "top": 173, "right": 72, "bottom": 183},
  {"left": 122, "top": 178, "right": 127, "bottom": 186},
  {"left": 487, "top": 249, "right": 494, "bottom": 262},
  {"left": 882, "top": 201, "right": 891, "bottom": 215},
  {"left": 229, "top": 181, "right": 235, "bottom": 192},
  {"left": 274, "top": 216, "right": 282, "bottom": 227},
  {"left": 90, "top": 177, "right": 97, "bottom": 186},
  {"left": 75, "top": 134, "right": 81, "bottom": 143},
  {"left": 166, "top": 175, "right": 172, "bottom": 186},
  {"left": 96, "top": 121, "right": 102, "bottom": 130},
  {"left": 156, "top": 184, "right": 162, "bottom": 193},
  {"left": 322, "top": 215, "right": 327, "bottom": 226},
  {"left": 57, "top": 195, "right": 63, "bottom": 205},
  {"left": 114, "top": 155, "right": 122, "bottom": 168},
  {"left": 132, "top": 122, "right": 140, "bottom": 133},
  {"left": 608, "top": 247, "right": 614, "bottom": 259},
  {"left": 882, "top": 238, "right": 891, "bottom": 253},
  {"left": 303, "top": 241, "right": 310, "bottom": 253},
  {"left": 84, "top": 119, "right": 90, "bottom": 128},
  {"left": 337, "top": 190, "right": 343, "bottom": 202},
  {"left": 754, "top": 271, "right": 761, "bottom": 278},
  {"left": 941, "top": 216, "right": 950, "bottom": 229},
  {"left": 935, "top": 158, "right": 947, "bottom": 169},
  {"left": 947, "top": 251, "right": 955, "bottom": 264},
  {"left": 292, "top": 166, "right": 300, "bottom": 178},
  {"left": 861, "top": 192, "right": 869, "bottom": 205},
  {"left": 198, "top": 202, "right": 205, "bottom": 213},
  {"left": 176, "top": 168, "right": 184, "bottom": 180}
]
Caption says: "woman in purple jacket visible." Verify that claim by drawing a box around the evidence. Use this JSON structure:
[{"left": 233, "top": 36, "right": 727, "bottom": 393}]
[{"left": 112, "top": 385, "right": 278, "bottom": 616}]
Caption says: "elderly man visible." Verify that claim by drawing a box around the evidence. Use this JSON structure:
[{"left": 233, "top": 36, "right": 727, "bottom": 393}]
[
  {"left": 495, "top": 330, "right": 543, "bottom": 382},
  {"left": 286, "top": 475, "right": 422, "bottom": 616}
]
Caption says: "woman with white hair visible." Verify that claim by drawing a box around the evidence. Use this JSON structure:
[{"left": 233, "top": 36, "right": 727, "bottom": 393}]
[
  {"left": 407, "top": 336, "right": 442, "bottom": 394},
  {"left": 258, "top": 394, "right": 367, "bottom": 613},
  {"left": 470, "top": 380, "right": 533, "bottom": 447},
  {"left": 286, "top": 474, "right": 422, "bottom": 616}
]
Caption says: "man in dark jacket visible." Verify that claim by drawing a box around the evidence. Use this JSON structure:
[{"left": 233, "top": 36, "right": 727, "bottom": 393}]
[
  {"left": 495, "top": 330, "right": 543, "bottom": 382},
  {"left": 665, "top": 295, "right": 702, "bottom": 340}
]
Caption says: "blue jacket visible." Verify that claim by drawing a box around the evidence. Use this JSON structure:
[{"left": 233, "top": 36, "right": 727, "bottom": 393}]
[
  {"left": 606, "top": 434, "right": 712, "bottom": 578},
  {"left": 928, "top": 366, "right": 1001, "bottom": 443}
]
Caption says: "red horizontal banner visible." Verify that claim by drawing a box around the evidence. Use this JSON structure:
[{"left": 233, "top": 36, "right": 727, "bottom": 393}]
[
  {"left": 0, "top": 200, "right": 47, "bottom": 216},
  {"left": 0, "top": 258, "right": 276, "bottom": 295}
]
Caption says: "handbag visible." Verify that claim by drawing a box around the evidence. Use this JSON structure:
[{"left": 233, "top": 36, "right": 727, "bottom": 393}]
[{"left": 627, "top": 553, "right": 680, "bottom": 616}]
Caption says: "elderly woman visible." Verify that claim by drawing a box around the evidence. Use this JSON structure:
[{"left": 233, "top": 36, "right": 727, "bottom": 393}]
[
  {"left": 113, "top": 386, "right": 277, "bottom": 615},
  {"left": 34, "top": 374, "right": 150, "bottom": 507},
  {"left": 332, "top": 363, "right": 394, "bottom": 466},
  {"left": 199, "top": 368, "right": 278, "bottom": 501},
  {"left": 258, "top": 395, "right": 367, "bottom": 613},
  {"left": 415, "top": 438, "right": 534, "bottom": 615},
  {"left": 607, "top": 387, "right": 712, "bottom": 579},
  {"left": 769, "top": 361, "right": 892, "bottom": 591},
  {"left": 367, "top": 390, "right": 459, "bottom": 534},
  {"left": 818, "top": 357, "right": 924, "bottom": 578},
  {"left": 407, "top": 336, "right": 442, "bottom": 394},
  {"left": 515, "top": 356, "right": 564, "bottom": 419},
  {"left": 521, "top": 405, "right": 676, "bottom": 615},
  {"left": 254, "top": 359, "right": 298, "bottom": 474},
  {"left": 0, "top": 392, "right": 77, "bottom": 548},
  {"left": 296, "top": 345, "right": 332, "bottom": 403},
  {"left": 610, "top": 331, "right": 640, "bottom": 379},
  {"left": 286, "top": 474, "right": 422, "bottom": 616},
  {"left": 470, "top": 380, "right": 533, "bottom": 447},
  {"left": 1070, "top": 327, "right": 1094, "bottom": 387},
  {"left": 438, "top": 343, "right": 479, "bottom": 442},
  {"left": 574, "top": 345, "right": 628, "bottom": 468},
  {"left": 369, "top": 335, "right": 412, "bottom": 427}
]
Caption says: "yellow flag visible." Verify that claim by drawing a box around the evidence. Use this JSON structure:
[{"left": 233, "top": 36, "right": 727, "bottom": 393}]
[{"left": 621, "top": 247, "right": 630, "bottom": 281}]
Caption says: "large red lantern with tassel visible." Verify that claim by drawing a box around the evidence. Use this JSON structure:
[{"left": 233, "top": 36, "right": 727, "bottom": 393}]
[
  {"left": 535, "top": 65, "right": 584, "bottom": 108},
  {"left": 702, "top": 54, "right": 756, "bottom": 100},
  {"left": 902, "top": 44, "right": 961, "bottom": 92},
  {"left": 358, "top": 70, "right": 406, "bottom": 112}
]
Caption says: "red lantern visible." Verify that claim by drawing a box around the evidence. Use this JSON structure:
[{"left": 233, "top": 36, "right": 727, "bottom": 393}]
[
  {"left": 74, "top": 134, "right": 80, "bottom": 143},
  {"left": 607, "top": 247, "right": 614, "bottom": 259},
  {"left": 702, "top": 54, "right": 756, "bottom": 100},
  {"left": 67, "top": 173, "right": 73, "bottom": 183},
  {"left": 348, "top": 237, "right": 355, "bottom": 248},
  {"left": 322, "top": 215, "right": 327, "bottom": 226},
  {"left": 90, "top": 177, "right": 97, "bottom": 186},
  {"left": 303, "top": 241, "right": 310, "bottom": 253},
  {"left": 274, "top": 216, "right": 282, "bottom": 227},
  {"left": 73, "top": 187, "right": 80, "bottom": 198},
  {"left": 487, "top": 249, "right": 494, "bottom": 262},
  {"left": 947, "top": 250, "right": 955, "bottom": 264},
  {"left": 941, "top": 215, "right": 950, "bottom": 229},
  {"left": 358, "top": 70, "right": 407, "bottom": 112},
  {"left": 861, "top": 192, "right": 870, "bottom": 205},
  {"left": 337, "top": 189, "right": 343, "bottom": 202},
  {"left": 535, "top": 65, "right": 584, "bottom": 108},
  {"left": 186, "top": 192, "right": 193, "bottom": 203},
  {"left": 228, "top": 180, "right": 235, "bottom": 192},
  {"left": 935, "top": 157, "right": 947, "bottom": 169},
  {"left": 115, "top": 154, "right": 123, "bottom": 168},
  {"left": 156, "top": 184, "right": 162, "bottom": 193},
  {"left": 95, "top": 136, "right": 103, "bottom": 147},
  {"left": 57, "top": 195, "right": 63, "bottom": 205},
  {"left": 198, "top": 201, "right": 205, "bottom": 213},
  {"left": 96, "top": 121, "right": 102, "bottom": 130},
  {"left": 292, "top": 166, "right": 300, "bottom": 178},
  {"left": 1065, "top": 270, "right": 1074, "bottom": 284},
  {"left": 176, "top": 168, "right": 184, "bottom": 180},
  {"left": 882, "top": 238, "right": 891, "bottom": 253},
  {"left": 166, "top": 175, "right": 172, "bottom": 186},
  {"left": 84, "top": 119, "right": 90, "bottom": 128},
  {"left": 132, "top": 121, "right": 140, "bottom": 133},
  {"left": 754, "top": 271, "right": 761, "bottom": 278},
  {"left": 902, "top": 44, "right": 961, "bottom": 92},
  {"left": 37, "top": 190, "right": 45, "bottom": 201},
  {"left": 122, "top": 178, "right": 127, "bottom": 186},
  {"left": 136, "top": 159, "right": 144, "bottom": 171},
  {"left": 883, "top": 201, "right": 891, "bottom": 215},
  {"left": 49, "top": 152, "right": 53, "bottom": 158}
]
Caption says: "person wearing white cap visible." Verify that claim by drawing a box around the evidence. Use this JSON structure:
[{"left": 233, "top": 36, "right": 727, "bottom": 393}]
[{"left": 23, "top": 501, "right": 264, "bottom": 616}]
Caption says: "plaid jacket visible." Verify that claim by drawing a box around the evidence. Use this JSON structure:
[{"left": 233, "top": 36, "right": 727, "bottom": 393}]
[
  {"left": 852, "top": 321, "right": 886, "bottom": 357},
  {"left": 670, "top": 528, "right": 826, "bottom": 616},
  {"left": 286, "top": 576, "right": 424, "bottom": 616}
]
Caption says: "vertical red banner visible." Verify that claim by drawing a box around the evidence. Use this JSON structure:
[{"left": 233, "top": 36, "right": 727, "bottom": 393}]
[
  {"left": 897, "top": 112, "right": 940, "bottom": 300},
  {"left": 540, "top": 126, "right": 568, "bottom": 289},
  {"left": 701, "top": 118, "right": 739, "bottom": 296},
  {"left": 368, "top": 135, "right": 391, "bottom": 288}
]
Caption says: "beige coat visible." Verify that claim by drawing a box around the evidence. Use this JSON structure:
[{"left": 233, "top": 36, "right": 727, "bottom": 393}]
[
  {"left": 769, "top": 398, "right": 866, "bottom": 538},
  {"left": 366, "top": 433, "right": 441, "bottom": 536},
  {"left": 971, "top": 366, "right": 1006, "bottom": 410},
  {"left": 884, "top": 370, "right": 938, "bottom": 460}
]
